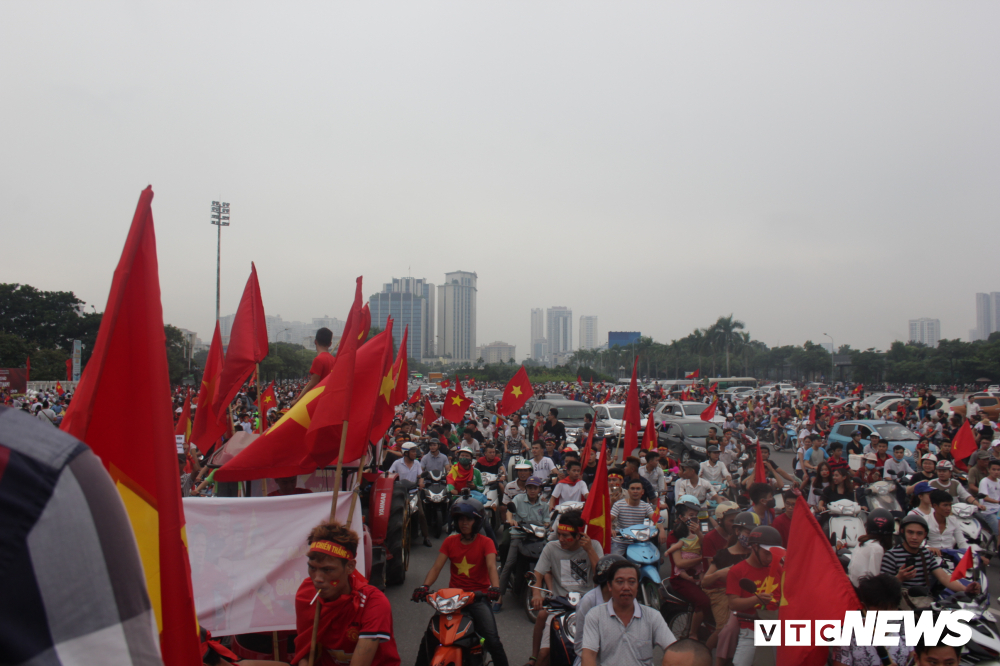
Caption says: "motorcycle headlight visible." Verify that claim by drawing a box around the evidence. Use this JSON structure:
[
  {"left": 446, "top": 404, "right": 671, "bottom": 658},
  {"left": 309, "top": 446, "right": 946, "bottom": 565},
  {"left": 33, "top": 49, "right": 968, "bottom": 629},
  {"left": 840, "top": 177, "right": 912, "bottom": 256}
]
[
  {"left": 876, "top": 486, "right": 890, "bottom": 496},
  {"left": 632, "top": 527, "right": 651, "bottom": 542},
  {"left": 564, "top": 612, "right": 577, "bottom": 641},
  {"left": 531, "top": 524, "right": 547, "bottom": 538},
  {"left": 431, "top": 594, "right": 464, "bottom": 613}
]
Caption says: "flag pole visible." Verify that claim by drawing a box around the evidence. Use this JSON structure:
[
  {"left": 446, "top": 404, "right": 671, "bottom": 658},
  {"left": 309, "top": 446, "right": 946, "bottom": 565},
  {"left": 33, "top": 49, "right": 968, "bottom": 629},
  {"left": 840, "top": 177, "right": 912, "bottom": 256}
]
[
  {"left": 256, "top": 363, "right": 263, "bottom": 434},
  {"left": 330, "top": 421, "right": 350, "bottom": 521}
]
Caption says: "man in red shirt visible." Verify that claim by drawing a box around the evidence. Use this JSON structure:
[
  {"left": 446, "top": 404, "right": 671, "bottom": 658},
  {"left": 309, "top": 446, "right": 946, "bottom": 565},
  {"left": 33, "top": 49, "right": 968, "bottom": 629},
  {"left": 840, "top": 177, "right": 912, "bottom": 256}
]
[
  {"left": 726, "top": 526, "right": 784, "bottom": 666},
  {"left": 291, "top": 327, "right": 336, "bottom": 406},
  {"left": 702, "top": 502, "right": 740, "bottom": 565},
  {"left": 771, "top": 490, "right": 798, "bottom": 548},
  {"left": 292, "top": 521, "right": 400, "bottom": 666},
  {"left": 413, "top": 501, "right": 507, "bottom": 666}
]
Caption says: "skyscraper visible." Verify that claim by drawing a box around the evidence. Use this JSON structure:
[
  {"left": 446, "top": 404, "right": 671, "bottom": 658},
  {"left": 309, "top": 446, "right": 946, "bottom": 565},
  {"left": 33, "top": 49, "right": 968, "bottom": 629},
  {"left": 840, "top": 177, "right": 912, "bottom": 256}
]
[
  {"left": 369, "top": 277, "right": 435, "bottom": 362},
  {"left": 437, "top": 271, "right": 477, "bottom": 360},
  {"left": 908, "top": 318, "right": 941, "bottom": 348},
  {"left": 579, "top": 316, "right": 598, "bottom": 350},
  {"left": 530, "top": 308, "right": 546, "bottom": 362},
  {"left": 547, "top": 307, "right": 573, "bottom": 365},
  {"left": 976, "top": 293, "right": 993, "bottom": 341}
]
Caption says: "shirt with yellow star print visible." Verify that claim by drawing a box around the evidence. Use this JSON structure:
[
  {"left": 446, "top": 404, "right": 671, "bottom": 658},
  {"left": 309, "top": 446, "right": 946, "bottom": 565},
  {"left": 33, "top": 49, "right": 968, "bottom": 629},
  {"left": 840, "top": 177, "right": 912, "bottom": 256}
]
[{"left": 439, "top": 533, "right": 497, "bottom": 592}]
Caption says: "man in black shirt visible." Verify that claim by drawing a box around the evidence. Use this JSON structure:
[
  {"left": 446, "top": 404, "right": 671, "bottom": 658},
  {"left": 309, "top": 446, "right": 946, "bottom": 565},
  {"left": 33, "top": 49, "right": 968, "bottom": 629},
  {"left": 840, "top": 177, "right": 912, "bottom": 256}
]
[
  {"left": 542, "top": 408, "right": 567, "bottom": 443},
  {"left": 845, "top": 430, "right": 864, "bottom": 456}
]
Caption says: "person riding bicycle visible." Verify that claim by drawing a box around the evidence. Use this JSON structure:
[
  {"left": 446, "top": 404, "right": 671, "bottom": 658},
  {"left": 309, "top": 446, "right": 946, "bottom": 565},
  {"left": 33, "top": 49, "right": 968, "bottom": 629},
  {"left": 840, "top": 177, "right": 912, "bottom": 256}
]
[{"left": 413, "top": 501, "right": 508, "bottom": 666}]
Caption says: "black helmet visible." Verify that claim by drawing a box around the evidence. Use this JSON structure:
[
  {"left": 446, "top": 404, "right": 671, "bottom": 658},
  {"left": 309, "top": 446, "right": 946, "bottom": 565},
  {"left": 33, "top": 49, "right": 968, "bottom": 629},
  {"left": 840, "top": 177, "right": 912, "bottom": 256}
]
[
  {"left": 747, "top": 525, "right": 783, "bottom": 550},
  {"left": 732, "top": 511, "right": 761, "bottom": 530},
  {"left": 450, "top": 500, "right": 484, "bottom": 534},
  {"left": 865, "top": 508, "right": 895, "bottom": 537},
  {"left": 899, "top": 514, "right": 929, "bottom": 534},
  {"left": 593, "top": 554, "right": 627, "bottom": 586}
]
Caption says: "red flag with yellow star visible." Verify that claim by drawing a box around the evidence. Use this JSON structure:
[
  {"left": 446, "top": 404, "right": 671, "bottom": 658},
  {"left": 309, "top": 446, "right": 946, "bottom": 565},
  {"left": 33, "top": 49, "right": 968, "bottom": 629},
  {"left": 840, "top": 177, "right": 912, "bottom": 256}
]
[
  {"left": 212, "top": 263, "right": 269, "bottom": 422},
  {"left": 641, "top": 408, "right": 658, "bottom": 451},
  {"left": 258, "top": 381, "right": 278, "bottom": 432},
  {"left": 441, "top": 388, "right": 473, "bottom": 422},
  {"left": 368, "top": 325, "right": 408, "bottom": 442},
  {"left": 214, "top": 279, "right": 367, "bottom": 480},
  {"left": 497, "top": 365, "right": 533, "bottom": 416},
  {"left": 60, "top": 186, "right": 202, "bottom": 666},
  {"left": 422, "top": 396, "right": 438, "bottom": 433},
  {"left": 622, "top": 357, "right": 641, "bottom": 458},
  {"left": 191, "top": 322, "right": 226, "bottom": 453},
  {"left": 581, "top": 439, "right": 611, "bottom": 551}
]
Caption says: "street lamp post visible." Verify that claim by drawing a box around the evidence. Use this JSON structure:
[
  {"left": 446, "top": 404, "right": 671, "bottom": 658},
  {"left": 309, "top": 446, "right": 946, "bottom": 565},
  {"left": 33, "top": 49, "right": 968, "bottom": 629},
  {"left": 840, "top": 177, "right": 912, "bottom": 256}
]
[
  {"left": 824, "top": 333, "right": 835, "bottom": 381},
  {"left": 210, "top": 201, "right": 231, "bottom": 322}
]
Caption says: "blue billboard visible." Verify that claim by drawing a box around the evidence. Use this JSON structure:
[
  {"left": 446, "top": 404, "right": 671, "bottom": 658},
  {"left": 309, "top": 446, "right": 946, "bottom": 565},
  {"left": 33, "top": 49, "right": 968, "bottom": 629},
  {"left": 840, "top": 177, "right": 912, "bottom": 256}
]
[{"left": 608, "top": 331, "right": 641, "bottom": 348}]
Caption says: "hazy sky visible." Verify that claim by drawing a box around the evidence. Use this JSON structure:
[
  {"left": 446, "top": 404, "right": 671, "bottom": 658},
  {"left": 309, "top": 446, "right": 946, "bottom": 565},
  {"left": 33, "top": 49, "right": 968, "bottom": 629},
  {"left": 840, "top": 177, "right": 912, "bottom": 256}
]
[{"left": 3, "top": 2, "right": 998, "bottom": 358}]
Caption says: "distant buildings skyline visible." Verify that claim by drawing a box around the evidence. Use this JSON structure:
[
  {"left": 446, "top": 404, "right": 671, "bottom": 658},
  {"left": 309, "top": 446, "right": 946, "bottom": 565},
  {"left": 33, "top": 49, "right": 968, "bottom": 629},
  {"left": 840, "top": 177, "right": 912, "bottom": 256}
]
[
  {"left": 579, "top": 315, "right": 599, "bottom": 351},
  {"left": 437, "top": 270, "right": 477, "bottom": 361},
  {"left": 974, "top": 292, "right": 1000, "bottom": 341},
  {"left": 369, "top": 277, "right": 435, "bottom": 362},
  {"left": 909, "top": 318, "right": 941, "bottom": 348}
]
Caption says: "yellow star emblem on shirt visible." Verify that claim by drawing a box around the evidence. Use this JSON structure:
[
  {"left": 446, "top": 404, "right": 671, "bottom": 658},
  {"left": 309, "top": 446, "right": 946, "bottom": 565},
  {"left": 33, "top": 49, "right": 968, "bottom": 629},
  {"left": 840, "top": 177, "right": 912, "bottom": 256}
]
[
  {"left": 454, "top": 556, "right": 476, "bottom": 576},
  {"left": 511, "top": 386, "right": 522, "bottom": 398},
  {"left": 451, "top": 395, "right": 464, "bottom": 406}
]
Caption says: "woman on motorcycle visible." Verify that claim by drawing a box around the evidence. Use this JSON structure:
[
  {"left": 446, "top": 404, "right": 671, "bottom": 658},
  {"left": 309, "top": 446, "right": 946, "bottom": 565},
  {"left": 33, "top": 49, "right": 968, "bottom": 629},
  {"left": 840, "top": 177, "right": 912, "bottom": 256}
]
[
  {"left": 664, "top": 496, "right": 712, "bottom": 641},
  {"left": 818, "top": 468, "right": 855, "bottom": 512},
  {"left": 806, "top": 462, "right": 832, "bottom": 508},
  {"left": 847, "top": 509, "right": 895, "bottom": 586}
]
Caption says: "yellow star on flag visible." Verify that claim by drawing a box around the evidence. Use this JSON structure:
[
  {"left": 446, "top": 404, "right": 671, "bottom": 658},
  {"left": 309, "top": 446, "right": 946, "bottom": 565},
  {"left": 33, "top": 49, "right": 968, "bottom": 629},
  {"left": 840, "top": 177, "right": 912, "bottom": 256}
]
[
  {"left": 588, "top": 514, "right": 605, "bottom": 529},
  {"left": 511, "top": 385, "right": 522, "bottom": 398},
  {"left": 263, "top": 396, "right": 273, "bottom": 404},
  {"left": 451, "top": 395, "right": 464, "bottom": 406},
  {"left": 379, "top": 369, "right": 395, "bottom": 404},
  {"left": 454, "top": 556, "right": 476, "bottom": 576}
]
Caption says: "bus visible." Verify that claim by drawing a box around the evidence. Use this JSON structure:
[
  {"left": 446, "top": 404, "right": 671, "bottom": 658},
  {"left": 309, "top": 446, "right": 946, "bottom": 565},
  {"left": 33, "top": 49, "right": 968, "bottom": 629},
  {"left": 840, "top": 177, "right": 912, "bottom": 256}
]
[{"left": 706, "top": 377, "right": 758, "bottom": 390}]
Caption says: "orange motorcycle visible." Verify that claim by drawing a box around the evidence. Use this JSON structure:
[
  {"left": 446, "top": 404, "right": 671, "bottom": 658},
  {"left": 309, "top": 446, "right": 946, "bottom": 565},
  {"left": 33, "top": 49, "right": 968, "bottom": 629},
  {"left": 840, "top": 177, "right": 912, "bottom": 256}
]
[{"left": 418, "top": 588, "right": 493, "bottom": 666}]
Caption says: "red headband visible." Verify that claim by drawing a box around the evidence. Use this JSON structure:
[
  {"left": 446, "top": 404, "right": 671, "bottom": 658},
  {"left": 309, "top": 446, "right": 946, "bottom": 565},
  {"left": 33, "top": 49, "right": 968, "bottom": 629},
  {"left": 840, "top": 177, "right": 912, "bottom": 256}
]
[{"left": 309, "top": 540, "right": 355, "bottom": 560}]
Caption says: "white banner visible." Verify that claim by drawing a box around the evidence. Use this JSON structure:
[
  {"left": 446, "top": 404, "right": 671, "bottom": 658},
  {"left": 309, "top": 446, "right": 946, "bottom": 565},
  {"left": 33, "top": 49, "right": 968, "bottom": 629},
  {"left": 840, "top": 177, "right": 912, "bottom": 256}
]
[{"left": 184, "top": 492, "right": 365, "bottom": 636}]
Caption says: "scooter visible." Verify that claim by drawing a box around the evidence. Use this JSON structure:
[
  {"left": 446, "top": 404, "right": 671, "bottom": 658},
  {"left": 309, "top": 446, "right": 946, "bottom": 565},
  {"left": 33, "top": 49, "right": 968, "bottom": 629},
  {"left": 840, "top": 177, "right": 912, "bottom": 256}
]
[
  {"left": 504, "top": 520, "right": 549, "bottom": 623},
  {"left": 480, "top": 472, "right": 502, "bottom": 531},
  {"left": 529, "top": 586, "right": 581, "bottom": 666},
  {"left": 953, "top": 498, "right": 998, "bottom": 553},
  {"left": 422, "top": 470, "right": 450, "bottom": 538},
  {"left": 928, "top": 552, "right": 1000, "bottom": 665},
  {"left": 824, "top": 498, "right": 867, "bottom": 569},
  {"left": 616, "top": 520, "right": 662, "bottom": 610},
  {"left": 860, "top": 480, "right": 903, "bottom": 516},
  {"left": 417, "top": 589, "right": 492, "bottom": 666}
]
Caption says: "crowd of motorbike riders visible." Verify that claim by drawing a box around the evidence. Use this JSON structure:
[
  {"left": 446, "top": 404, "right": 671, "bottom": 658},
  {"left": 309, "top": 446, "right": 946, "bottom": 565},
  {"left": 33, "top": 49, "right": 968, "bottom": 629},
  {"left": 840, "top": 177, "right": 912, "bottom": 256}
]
[
  {"left": 180, "top": 377, "right": 994, "bottom": 666},
  {"left": 281, "top": 380, "right": 988, "bottom": 666}
]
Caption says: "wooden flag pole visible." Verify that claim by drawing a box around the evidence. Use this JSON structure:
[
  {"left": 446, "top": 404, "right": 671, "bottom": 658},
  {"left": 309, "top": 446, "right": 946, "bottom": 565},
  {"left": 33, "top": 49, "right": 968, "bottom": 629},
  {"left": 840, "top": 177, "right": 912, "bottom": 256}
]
[
  {"left": 311, "top": 420, "right": 352, "bottom": 666},
  {"left": 256, "top": 363, "right": 263, "bottom": 434},
  {"left": 330, "top": 420, "right": 350, "bottom": 521},
  {"left": 346, "top": 451, "right": 368, "bottom": 530},
  {"left": 272, "top": 631, "right": 280, "bottom": 661}
]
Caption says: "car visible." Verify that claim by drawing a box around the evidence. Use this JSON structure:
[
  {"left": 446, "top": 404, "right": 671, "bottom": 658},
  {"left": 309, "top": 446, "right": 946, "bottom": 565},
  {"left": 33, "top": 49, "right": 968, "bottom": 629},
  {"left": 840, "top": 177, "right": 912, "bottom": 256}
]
[
  {"left": 989, "top": 385, "right": 1000, "bottom": 392},
  {"left": 658, "top": 418, "right": 726, "bottom": 463},
  {"left": 950, "top": 395, "right": 1000, "bottom": 421},
  {"left": 826, "top": 420, "right": 935, "bottom": 470},
  {"left": 831, "top": 397, "right": 861, "bottom": 408},
  {"left": 874, "top": 397, "right": 947, "bottom": 414},
  {"left": 861, "top": 393, "right": 903, "bottom": 407},
  {"left": 592, "top": 403, "right": 626, "bottom": 438},
  {"left": 527, "top": 398, "right": 598, "bottom": 445},
  {"left": 652, "top": 400, "right": 725, "bottom": 426}
]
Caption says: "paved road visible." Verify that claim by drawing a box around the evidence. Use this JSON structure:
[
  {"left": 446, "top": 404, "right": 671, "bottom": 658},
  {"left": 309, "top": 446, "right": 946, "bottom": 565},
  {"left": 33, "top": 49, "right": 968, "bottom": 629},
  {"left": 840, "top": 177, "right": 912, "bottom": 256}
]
[{"left": 383, "top": 532, "right": 535, "bottom": 666}]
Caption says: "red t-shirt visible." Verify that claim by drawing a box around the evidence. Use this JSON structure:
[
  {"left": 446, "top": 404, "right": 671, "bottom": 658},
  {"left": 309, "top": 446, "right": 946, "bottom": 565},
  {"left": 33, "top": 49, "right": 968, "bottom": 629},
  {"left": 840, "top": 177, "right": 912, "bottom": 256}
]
[
  {"left": 310, "top": 353, "right": 336, "bottom": 380},
  {"left": 439, "top": 534, "right": 497, "bottom": 592},
  {"left": 701, "top": 528, "right": 729, "bottom": 562},
  {"left": 292, "top": 573, "right": 400, "bottom": 666},
  {"left": 726, "top": 559, "right": 782, "bottom": 628},
  {"left": 772, "top": 512, "right": 791, "bottom": 548}
]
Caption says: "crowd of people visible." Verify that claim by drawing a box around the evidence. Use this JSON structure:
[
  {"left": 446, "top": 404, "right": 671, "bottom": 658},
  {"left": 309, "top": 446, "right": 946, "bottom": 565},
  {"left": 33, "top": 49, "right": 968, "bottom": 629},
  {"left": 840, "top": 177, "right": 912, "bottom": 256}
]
[{"left": 6, "top": 331, "right": 990, "bottom": 666}]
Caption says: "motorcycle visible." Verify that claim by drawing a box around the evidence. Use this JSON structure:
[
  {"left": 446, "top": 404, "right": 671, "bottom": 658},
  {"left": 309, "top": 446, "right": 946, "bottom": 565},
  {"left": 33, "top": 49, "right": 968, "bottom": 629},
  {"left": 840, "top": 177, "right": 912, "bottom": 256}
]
[
  {"left": 417, "top": 589, "right": 493, "bottom": 666},
  {"left": 528, "top": 586, "right": 580, "bottom": 666},
  {"left": 927, "top": 551, "right": 1000, "bottom": 665},
  {"left": 616, "top": 520, "right": 662, "bottom": 610},
  {"left": 953, "top": 498, "right": 998, "bottom": 554},
  {"left": 859, "top": 480, "right": 903, "bottom": 516},
  {"left": 504, "top": 520, "right": 549, "bottom": 622},
  {"left": 823, "top": 498, "right": 867, "bottom": 570},
  {"left": 422, "top": 470, "right": 449, "bottom": 538},
  {"left": 660, "top": 581, "right": 716, "bottom": 644},
  {"left": 480, "top": 472, "right": 502, "bottom": 531}
]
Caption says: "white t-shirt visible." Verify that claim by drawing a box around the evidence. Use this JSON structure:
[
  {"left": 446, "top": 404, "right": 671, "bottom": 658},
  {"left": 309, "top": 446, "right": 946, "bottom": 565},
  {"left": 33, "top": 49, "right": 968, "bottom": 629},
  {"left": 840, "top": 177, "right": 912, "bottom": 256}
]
[
  {"left": 981, "top": 477, "right": 1000, "bottom": 515},
  {"left": 848, "top": 540, "right": 884, "bottom": 587},
  {"left": 531, "top": 456, "right": 556, "bottom": 477},
  {"left": 552, "top": 479, "right": 589, "bottom": 505}
]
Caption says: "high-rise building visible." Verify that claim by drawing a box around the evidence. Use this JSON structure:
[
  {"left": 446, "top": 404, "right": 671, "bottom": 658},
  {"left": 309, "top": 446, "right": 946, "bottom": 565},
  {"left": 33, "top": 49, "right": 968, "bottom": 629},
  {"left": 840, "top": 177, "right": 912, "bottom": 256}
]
[
  {"left": 530, "top": 308, "right": 546, "bottom": 362},
  {"left": 547, "top": 307, "right": 573, "bottom": 356},
  {"left": 976, "top": 293, "right": 993, "bottom": 341},
  {"left": 437, "top": 271, "right": 477, "bottom": 360},
  {"left": 369, "top": 277, "right": 435, "bottom": 362},
  {"left": 993, "top": 293, "right": 1000, "bottom": 337},
  {"left": 908, "top": 318, "right": 941, "bottom": 348},
  {"left": 579, "top": 316, "right": 598, "bottom": 350},
  {"left": 475, "top": 341, "right": 516, "bottom": 364}
]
